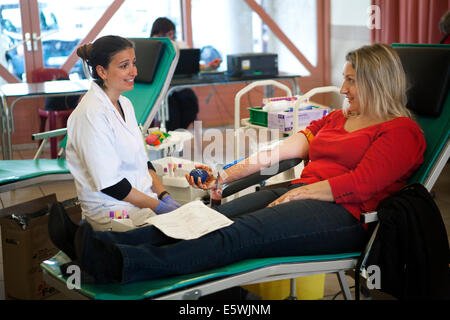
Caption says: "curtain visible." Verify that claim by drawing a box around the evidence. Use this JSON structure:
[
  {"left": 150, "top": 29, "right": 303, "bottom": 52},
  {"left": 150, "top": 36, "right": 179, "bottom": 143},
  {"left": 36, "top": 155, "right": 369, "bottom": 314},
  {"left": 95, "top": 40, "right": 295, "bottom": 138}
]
[{"left": 371, "top": 0, "right": 450, "bottom": 44}]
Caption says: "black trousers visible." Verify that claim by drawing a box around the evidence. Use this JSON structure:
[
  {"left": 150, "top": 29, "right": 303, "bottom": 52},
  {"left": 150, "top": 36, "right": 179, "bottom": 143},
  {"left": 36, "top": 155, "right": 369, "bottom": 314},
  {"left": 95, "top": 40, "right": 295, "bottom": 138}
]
[{"left": 166, "top": 88, "right": 199, "bottom": 130}]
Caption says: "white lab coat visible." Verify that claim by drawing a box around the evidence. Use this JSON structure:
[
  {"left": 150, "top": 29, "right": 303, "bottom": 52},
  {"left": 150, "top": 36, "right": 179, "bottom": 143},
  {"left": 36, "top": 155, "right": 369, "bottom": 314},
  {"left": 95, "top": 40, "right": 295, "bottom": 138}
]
[{"left": 66, "top": 81, "right": 157, "bottom": 226}]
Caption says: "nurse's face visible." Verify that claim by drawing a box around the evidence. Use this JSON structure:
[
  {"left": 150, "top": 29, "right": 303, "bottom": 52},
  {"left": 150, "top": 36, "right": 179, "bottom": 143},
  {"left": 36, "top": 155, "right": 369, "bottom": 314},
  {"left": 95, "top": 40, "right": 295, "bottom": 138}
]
[
  {"left": 98, "top": 47, "right": 137, "bottom": 96},
  {"left": 340, "top": 61, "right": 361, "bottom": 113}
]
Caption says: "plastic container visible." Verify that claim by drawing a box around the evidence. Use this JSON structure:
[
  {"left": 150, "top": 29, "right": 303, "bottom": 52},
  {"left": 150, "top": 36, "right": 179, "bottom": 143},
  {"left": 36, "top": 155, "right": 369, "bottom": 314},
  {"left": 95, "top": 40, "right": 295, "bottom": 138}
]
[
  {"left": 262, "top": 97, "right": 297, "bottom": 112},
  {"left": 248, "top": 107, "right": 268, "bottom": 127},
  {"left": 243, "top": 274, "right": 325, "bottom": 300},
  {"left": 151, "top": 156, "right": 208, "bottom": 204},
  {"left": 243, "top": 85, "right": 341, "bottom": 131}
]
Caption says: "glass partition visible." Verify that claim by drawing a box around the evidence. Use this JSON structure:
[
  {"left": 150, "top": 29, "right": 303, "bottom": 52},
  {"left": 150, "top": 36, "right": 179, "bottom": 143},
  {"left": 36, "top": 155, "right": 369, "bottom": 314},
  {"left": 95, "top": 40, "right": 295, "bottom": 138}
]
[
  {"left": 191, "top": 0, "right": 317, "bottom": 75},
  {"left": 37, "top": 0, "right": 113, "bottom": 80},
  {"left": 0, "top": 0, "right": 24, "bottom": 83},
  {"left": 191, "top": 0, "right": 253, "bottom": 72},
  {"left": 99, "top": 0, "right": 182, "bottom": 40},
  {"left": 261, "top": 0, "right": 317, "bottom": 76}
]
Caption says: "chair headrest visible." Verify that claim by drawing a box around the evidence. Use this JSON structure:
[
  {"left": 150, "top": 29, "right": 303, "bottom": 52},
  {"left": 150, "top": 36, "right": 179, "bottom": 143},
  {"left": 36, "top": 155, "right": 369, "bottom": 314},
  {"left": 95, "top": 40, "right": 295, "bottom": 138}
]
[
  {"left": 128, "top": 38, "right": 165, "bottom": 84},
  {"left": 393, "top": 46, "right": 450, "bottom": 118}
]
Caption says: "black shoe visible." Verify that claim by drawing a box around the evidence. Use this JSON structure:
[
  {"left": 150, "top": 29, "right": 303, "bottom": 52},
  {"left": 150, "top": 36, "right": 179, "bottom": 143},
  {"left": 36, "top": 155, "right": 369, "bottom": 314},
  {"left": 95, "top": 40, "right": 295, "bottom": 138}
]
[
  {"left": 74, "top": 221, "right": 123, "bottom": 284},
  {"left": 48, "top": 201, "right": 79, "bottom": 261}
]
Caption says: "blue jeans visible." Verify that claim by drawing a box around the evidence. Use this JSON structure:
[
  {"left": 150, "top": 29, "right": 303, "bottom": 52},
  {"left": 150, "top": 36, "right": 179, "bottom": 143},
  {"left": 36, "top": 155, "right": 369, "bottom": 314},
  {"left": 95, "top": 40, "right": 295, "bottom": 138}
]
[{"left": 94, "top": 184, "right": 367, "bottom": 284}]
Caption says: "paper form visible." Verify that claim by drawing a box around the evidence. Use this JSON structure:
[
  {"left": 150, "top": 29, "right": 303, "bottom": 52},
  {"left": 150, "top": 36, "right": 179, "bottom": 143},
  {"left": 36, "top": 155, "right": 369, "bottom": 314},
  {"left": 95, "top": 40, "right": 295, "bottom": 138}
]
[{"left": 145, "top": 200, "right": 234, "bottom": 240}]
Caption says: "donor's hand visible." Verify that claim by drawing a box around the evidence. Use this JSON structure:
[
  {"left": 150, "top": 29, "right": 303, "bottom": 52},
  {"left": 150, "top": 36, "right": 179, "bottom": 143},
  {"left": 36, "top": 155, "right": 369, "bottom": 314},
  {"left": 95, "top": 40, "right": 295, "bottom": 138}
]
[
  {"left": 267, "top": 180, "right": 334, "bottom": 207},
  {"left": 185, "top": 164, "right": 217, "bottom": 190}
]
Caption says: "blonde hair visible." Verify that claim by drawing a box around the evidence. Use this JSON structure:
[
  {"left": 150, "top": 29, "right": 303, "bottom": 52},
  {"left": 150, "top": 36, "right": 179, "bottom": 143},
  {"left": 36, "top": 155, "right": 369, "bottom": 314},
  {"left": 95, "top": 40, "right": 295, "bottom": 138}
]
[{"left": 345, "top": 43, "right": 412, "bottom": 119}]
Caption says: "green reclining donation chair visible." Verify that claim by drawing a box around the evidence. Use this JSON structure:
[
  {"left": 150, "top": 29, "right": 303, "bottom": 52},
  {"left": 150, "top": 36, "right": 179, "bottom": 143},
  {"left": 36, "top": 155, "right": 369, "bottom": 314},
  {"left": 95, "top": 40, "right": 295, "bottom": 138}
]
[
  {"left": 0, "top": 37, "right": 179, "bottom": 194},
  {"left": 40, "top": 44, "right": 449, "bottom": 300}
]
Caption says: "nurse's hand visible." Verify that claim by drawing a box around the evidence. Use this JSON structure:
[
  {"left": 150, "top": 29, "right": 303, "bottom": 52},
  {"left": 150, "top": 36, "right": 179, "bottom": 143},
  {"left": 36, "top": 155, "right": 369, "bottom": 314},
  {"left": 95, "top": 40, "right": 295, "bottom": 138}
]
[
  {"left": 185, "top": 164, "right": 217, "bottom": 190},
  {"left": 161, "top": 195, "right": 181, "bottom": 209},
  {"left": 154, "top": 200, "right": 177, "bottom": 214}
]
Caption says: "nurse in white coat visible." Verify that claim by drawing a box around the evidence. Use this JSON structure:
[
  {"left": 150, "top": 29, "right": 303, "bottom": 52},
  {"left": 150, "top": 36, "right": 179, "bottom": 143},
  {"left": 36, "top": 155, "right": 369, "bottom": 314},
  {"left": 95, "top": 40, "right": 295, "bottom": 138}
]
[{"left": 66, "top": 35, "right": 180, "bottom": 230}]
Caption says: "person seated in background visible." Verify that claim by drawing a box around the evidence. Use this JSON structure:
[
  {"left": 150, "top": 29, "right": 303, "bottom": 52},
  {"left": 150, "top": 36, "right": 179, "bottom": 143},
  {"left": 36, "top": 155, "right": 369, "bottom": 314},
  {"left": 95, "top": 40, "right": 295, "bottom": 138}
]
[
  {"left": 150, "top": 17, "right": 188, "bottom": 49},
  {"left": 151, "top": 17, "right": 199, "bottom": 131},
  {"left": 150, "top": 17, "right": 222, "bottom": 71},
  {"left": 49, "top": 43, "right": 425, "bottom": 285},
  {"left": 200, "top": 45, "right": 222, "bottom": 71}
]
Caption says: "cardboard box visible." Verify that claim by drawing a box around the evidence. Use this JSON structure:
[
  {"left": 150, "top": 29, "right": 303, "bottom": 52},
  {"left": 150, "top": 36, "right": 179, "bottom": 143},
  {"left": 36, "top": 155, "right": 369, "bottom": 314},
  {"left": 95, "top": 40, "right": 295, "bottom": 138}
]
[
  {"left": 267, "top": 107, "right": 329, "bottom": 132},
  {"left": 0, "top": 195, "right": 81, "bottom": 300}
]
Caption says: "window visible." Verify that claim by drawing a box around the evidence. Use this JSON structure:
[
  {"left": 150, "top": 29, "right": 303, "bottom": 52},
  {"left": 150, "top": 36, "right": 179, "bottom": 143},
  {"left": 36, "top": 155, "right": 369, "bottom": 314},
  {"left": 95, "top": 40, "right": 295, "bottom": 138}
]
[
  {"left": 191, "top": 0, "right": 317, "bottom": 75},
  {"left": 1, "top": 1, "right": 25, "bottom": 82},
  {"left": 260, "top": 0, "right": 317, "bottom": 76},
  {"left": 99, "top": 0, "right": 182, "bottom": 39},
  {"left": 38, "top": 0, "right": 112, "bottom": 79},
  {"left": 191, "top": 0, "right": 255, "bottom": 71}
]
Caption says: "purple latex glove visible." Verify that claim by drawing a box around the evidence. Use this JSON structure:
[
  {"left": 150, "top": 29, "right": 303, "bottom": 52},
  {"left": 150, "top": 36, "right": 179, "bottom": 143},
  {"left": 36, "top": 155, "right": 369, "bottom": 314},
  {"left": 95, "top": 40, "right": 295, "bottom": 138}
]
[
  {"left": 154, "top": 200, "right": 176, "bottom": 214},
  {"left": 161, "top": 195, "right": 181, "bottom": 209}
]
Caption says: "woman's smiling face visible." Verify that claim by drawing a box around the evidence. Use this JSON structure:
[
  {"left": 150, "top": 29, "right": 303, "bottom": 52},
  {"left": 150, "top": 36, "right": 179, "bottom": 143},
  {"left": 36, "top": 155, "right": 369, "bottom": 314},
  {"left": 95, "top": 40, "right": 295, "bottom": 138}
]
[
  {"left": 97, "top": 47, "right": 137, "bottom": 96},
  {"left": 340, "top": 61, "right": 361, "bottom": 113}
]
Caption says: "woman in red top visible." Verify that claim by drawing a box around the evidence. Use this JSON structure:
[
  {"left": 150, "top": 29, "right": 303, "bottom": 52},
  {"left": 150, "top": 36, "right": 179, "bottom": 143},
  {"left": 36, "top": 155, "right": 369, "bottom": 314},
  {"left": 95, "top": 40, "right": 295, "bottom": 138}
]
[
  {"left": 56, "top": 43, "right": 425, "bottom": 284},
  {"left": 202, "top": 43, "right": 425, "bottom": 223}
]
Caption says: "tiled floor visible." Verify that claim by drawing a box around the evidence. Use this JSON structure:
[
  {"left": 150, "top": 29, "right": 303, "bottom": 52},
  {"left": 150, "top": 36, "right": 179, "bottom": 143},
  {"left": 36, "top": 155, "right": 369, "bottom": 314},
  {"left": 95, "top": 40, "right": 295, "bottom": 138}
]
[{"left": 0, "top": 144, "right": 449, "bottom": 300}]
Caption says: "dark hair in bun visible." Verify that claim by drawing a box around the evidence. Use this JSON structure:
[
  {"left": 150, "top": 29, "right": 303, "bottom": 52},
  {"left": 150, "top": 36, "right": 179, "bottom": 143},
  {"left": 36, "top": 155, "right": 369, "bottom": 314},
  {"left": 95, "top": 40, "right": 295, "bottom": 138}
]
[
  {"left": 77, "top": 35, "right": 134, "bottom": 87},
  {"left": 76, "top": 43, "right": 93, "bottom": 61}
]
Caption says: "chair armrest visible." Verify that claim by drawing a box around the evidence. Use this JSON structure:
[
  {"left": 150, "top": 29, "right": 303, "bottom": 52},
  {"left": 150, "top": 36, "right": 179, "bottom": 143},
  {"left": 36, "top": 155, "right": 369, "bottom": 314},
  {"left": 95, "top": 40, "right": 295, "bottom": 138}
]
[
  {"left": 32, "top": 128, "right": 67, "bottom": 141},
  {"left": 32, "top": 128, "right": 68, "bottom": 160},
  {"left": 222, "top": 158, "right": 302, "bottom": 198}
]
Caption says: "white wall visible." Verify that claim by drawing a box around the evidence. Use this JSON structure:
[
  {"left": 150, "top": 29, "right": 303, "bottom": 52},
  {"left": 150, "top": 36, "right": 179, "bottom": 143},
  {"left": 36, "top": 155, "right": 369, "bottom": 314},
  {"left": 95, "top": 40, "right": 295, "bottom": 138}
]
[
  {"left": 329, "top": 0, "right": 371, "bottom": 108},
  {"left": 331, "top": 0, "right": 372, "bottom": 26}
]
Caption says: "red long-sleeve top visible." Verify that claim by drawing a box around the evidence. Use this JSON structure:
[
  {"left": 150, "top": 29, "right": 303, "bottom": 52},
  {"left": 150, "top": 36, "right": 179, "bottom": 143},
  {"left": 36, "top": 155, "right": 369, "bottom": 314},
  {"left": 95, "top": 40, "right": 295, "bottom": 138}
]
[{"left": 291, "top": 110, "right": 426, "bottom": 221}]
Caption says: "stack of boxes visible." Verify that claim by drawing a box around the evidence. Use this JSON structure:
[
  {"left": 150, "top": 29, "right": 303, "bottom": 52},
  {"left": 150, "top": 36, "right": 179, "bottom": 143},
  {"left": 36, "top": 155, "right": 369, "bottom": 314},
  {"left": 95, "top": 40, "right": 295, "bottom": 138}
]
[{"left": 267, "top": 106, "right": 329, "bottom": 132}]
